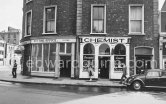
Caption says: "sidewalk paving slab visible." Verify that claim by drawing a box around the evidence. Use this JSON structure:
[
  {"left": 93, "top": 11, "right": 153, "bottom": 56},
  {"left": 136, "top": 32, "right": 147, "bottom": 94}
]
[{"left": 0, "top": 66, "right": 126, "bottom": 88}]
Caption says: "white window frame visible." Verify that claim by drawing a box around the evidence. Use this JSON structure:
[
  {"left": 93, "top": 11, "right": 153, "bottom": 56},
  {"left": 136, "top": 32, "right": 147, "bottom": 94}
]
[
  {"left": 24, "top": 10, "right": 32, "bottom": 37},
  {"left": 26, "top": 0, "right": 32, "bottom": 4},
  {"left": 160, "top": 11, "right": 166, "bottom": 36},
  {"left": 43, "top": 5, "right": 57, "bottom": 34},
  {"left": 90, "top": 4, "right": 106, "bottom": 35},
  {"left": 59, "top": 43, "right": 72, "bottom": 54},
  {"left": 129, "top": 4, "right": 144, "bottom": 35}
]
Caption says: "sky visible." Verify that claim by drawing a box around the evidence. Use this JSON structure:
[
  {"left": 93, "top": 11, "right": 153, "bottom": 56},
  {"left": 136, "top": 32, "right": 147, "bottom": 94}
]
[{"left": 0, "top": 0, "right": 165, "bottom": 32}]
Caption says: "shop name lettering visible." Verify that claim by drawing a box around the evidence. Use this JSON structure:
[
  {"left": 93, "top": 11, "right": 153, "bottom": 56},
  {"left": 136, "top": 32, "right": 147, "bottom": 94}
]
[
  {"left": 32, "top": 39, "right": 56, "bottom": 43},
  {"left": 80, "top": 38, "right": 130, "bottom": 44}
]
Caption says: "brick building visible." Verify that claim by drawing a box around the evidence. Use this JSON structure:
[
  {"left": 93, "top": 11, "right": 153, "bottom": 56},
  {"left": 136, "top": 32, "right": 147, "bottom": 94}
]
[
  {"left": 159, "top": 0, "right": 166, "bottom": 70},
  {"left": 21, "top": 0, "right": 159, "bottom": 79},
  {"left": 21, "top": 0, "right": 77, "bottom": 77}
]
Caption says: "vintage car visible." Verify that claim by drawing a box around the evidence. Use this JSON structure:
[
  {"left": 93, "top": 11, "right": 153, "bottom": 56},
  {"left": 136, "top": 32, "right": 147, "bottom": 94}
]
[{"left": 124, "top": 69, "right": 166, "bottom": 90}]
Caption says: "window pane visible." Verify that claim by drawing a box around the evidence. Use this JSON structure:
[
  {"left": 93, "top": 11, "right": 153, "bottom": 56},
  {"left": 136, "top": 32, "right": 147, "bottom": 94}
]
[
  {"left": 36, "top": 44, "right": 42, "bottom": 71},
  {"left": 26, "top": 12, "right": 31, "bottom": 35},
  {"left": 43, "top": 44, "right": 49, "bottom": 72},
  {"left": 66, "top": 43, "right": 72, "bottom": 53},
  {"left": 45, "top": 7, "right": 55, "bottom": 33},
  {"left": 161, "top": 12, "right": 166, "bottom": 32},
  {"left": 46, "top": 20, "right": 55, "bottom": 33},
  {"left": 49, "top": 44, "right": 56, "bottom": 72},
  {"left": 93, "top": 20, "right": 104, "bottom": 33},
  {"left": 131, "top": 20, "right": 142, "bottom": 32},
  {"left": 84, "top": 43, "right": 95, "bottom": 54},
  {"left": 130, "top": 6, "right": 142, "bottom": 20},
  {"left": 31, "top": 45, "right": 37, "bottom": 71},
  {"left": 60, "top": 43, "right": 65, "bottom": 53},
  {"left": 99, "top": 44, "right": 110, "bottom": 55},
  {"left": 92, "top": 6, "right": 104, "bottom": 33}
]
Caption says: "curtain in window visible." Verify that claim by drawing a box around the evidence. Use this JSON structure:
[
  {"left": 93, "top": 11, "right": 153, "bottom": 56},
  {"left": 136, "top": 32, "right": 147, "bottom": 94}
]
[
  {"left": 93, "top": 6, "right": 104, "bottom": 33},
  {"left": 130, "top": 6, "right": 142, "bottom": 33},
  {"left": 46, "top": 7, "right": 55, "bottom": 33}
]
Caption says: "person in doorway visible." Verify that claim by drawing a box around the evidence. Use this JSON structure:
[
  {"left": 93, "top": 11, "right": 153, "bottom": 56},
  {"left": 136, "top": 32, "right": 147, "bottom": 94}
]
[
  {"left": 12, "top": 60, "right": 17, "bottom": 78},
  {"left": 88, "top": 65, "right": 94, "bottom": 81},
  {"left": 120, "top": 64, "right": 127, "bottom": 84}
]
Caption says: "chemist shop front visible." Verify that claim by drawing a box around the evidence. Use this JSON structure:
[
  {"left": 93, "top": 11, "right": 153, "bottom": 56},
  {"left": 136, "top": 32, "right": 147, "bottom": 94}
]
[{"left": 79, "top": 36, "right": 131, "bottom": 79}]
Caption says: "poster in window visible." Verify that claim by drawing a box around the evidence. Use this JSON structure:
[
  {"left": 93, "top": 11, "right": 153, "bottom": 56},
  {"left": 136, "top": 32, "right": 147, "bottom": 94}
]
[
  {"left": 83, "top": 55, "right": 95, "bottom": 72},
  {"left": 114, "top": 56, "right": 126, "bottom": 72}
]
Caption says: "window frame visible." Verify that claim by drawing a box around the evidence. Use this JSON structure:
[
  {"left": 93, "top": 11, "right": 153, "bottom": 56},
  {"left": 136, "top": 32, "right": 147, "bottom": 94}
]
[
  {"left": 129, "top": 4, "right": 144, "bottom": 35},
  {"left": 59, "top": 43, "right": 72, "bottom": 54},
  {"left": 90, "top": 4, "right": 106, "bottom": 35},
  {"left": 43, "top": 5, "right": 57, "bottom": 34},
  {"left": 25, "top": 10, "right": 32, "bottom": 37},
  {"left": 160, "top": 11, "right": 166, "bottom": 36}
]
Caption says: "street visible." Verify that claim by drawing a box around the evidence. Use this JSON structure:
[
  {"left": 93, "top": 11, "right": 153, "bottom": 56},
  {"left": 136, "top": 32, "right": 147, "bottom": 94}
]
[{"left": 0, "top": 81, "right": 166, "bottom": 104}]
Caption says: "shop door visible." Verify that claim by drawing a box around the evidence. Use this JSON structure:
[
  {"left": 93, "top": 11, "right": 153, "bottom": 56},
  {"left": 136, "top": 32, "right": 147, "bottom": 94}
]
[
  {"left": 60, "top": 56, "right": 71, "bottom": 77},
  {"left": 98, "top": 57, "right": 110, "bottom": 79},
  {"left": 136, "top": 55, "right": 152, "bottom": 74}
]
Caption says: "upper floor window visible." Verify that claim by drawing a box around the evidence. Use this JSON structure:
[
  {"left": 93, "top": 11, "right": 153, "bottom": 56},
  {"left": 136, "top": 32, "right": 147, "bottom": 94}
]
[
  {"left": 129, "top": 5, "right": 144, "bottom": 35},
  {"left": 25, "top": 10, "right": 32, "bottom": 36},
  {"left": 43, "top": 6, "right": 57, "bottom": 34},
  {"left": 160, "top": 11, "right": 166, "bottom": 33},
  {"left": 91, "top": 5, "right": 106, "bottom": 34}
]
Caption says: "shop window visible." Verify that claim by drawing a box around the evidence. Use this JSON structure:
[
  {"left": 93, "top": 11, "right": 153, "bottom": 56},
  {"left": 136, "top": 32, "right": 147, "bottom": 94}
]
[
  {"left": 83, "top": 43, "right": 95, "bottom": 72},
  {"left": 60, "top": 43, "right": 72, "bottom": 54},
  {"left": 129, "top": 5, "right": 144, "bottom": 34},
  {"left": 99, "top": 44, "right": 110, "bottom": 55},
  {"left": 31, "top": 43, "right": 56, "bottom": 72},
  {"left": 114, "top": 44, "right": 126, "bottom": 72},
  {"left": 91, "top": 5, "right": 106, "bottom": 34},
  {"left": 43, "top": 6, "right": 57, "bottom": 34}
]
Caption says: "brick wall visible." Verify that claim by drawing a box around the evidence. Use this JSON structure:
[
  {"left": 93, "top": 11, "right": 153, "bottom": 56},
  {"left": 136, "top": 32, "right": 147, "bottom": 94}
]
[{"left": 22, "top": 0, "right": 77, "bottom": 39}]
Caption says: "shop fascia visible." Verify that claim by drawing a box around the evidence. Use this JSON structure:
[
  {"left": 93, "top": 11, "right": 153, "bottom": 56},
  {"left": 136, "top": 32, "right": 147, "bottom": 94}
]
[
  {"left": 80, "top": 37, "right": 131, "bottom": 44},
  {"left": 21, "top": 38, "right": 76, "bottom": 45}
]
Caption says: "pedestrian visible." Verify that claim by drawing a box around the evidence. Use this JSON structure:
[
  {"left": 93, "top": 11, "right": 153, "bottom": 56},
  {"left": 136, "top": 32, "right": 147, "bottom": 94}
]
[
  {"left": 120, "top": 64, "right": 127, "bottom": 84},
  {"left": 88, "top": 65, "right": 94, "bottom": 81},
  {"left": 12, "top": 60, "right": 17, "bottom": 78}
]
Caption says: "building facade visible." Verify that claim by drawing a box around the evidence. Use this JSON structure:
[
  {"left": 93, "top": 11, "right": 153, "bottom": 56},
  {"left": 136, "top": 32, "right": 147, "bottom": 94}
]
[
  {"left": 21, "top": 0, "right": 77, "bottom": 77},
  {"left": 0, "top": 40, "right": 5, "bottom": 65},
  {"left": 21, "top": 0, "right": 159, "bottom": 79},
  {"left": 0, "top": 27, "right": 20, "bottom": 45},
  {"left": 159, "top": 0, "right": 166, "bottom": 70}
]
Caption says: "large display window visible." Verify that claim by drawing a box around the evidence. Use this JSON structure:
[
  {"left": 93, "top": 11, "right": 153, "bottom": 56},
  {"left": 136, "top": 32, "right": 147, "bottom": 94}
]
[
  {"left": 114, "top": 44, "right": 126, "bottom": 72},
  {"left": 83, "top": 43, "right": 95, "bottom": 72},
  {"left": 31, "top": 44, "right": 56, "bottom": 72}
]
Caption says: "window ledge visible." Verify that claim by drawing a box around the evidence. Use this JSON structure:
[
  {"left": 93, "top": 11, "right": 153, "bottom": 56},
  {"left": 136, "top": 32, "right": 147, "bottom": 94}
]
[
  {"left": 90, "top": 33, "right": 107, "bottom": 35},
  {"left": 26, "top": 0, "right": 33, "bottom": 4},
  {"left": 42, "top": 33, "right": 57, "bottom": 35},
  {"left": 24, "top": 35, "right": 31, "bottom": 37},
  {"left": 160, "top": 33, "right": 166, "bottom": 37},
  {"left": 128, "top": 33, "right": 145, "bottom": 36}
]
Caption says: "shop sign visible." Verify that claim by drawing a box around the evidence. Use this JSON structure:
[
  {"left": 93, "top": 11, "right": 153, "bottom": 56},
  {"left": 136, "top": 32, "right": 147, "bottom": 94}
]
[
  {"left": 20, "top": 40, "right": 31, "bottom": 45},
  {"left": 56, "top": 39, "right": 76, "bottom": 42},
  {"left": 80, "top": 37, "right": 131, "bottom": 44},
  {"left": 31, "top": 39, "right": 57, "bottom": 43}
]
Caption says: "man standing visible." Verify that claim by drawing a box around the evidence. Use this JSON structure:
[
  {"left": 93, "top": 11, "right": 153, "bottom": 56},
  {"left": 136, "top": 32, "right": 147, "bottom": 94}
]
[{"left": 12, "top": 60, "right": 17, "bottom": 78}]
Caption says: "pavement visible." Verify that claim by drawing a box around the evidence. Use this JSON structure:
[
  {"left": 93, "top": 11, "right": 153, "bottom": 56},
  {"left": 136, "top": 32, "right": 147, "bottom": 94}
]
[{"left": 0, "top": 65, "right": 126, "bottom": 87}]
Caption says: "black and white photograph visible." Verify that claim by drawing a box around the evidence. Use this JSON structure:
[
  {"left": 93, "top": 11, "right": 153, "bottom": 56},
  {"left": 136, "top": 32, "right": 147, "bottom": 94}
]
[{"left": 0, "top": 0, "right": 166, "bottom": 104}]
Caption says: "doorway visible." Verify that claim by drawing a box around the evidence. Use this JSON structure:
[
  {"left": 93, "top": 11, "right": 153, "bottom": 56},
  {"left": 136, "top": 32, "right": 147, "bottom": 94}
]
[
  {"left": 136, "top": 55, "right": 152, "bottom": 74},
  {"left": 60, "top": 56, "right": 71, "bottom": 77},
  {"left": 98, "top": 56, "right": 110, "bottom": 79}
]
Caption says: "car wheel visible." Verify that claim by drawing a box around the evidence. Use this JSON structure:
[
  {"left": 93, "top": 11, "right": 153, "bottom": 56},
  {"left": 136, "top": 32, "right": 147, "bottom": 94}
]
[{"left": 132, "top": 81, "right": 142, "bottom": 91}]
